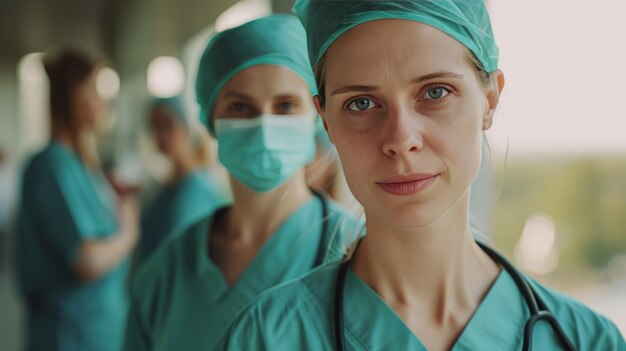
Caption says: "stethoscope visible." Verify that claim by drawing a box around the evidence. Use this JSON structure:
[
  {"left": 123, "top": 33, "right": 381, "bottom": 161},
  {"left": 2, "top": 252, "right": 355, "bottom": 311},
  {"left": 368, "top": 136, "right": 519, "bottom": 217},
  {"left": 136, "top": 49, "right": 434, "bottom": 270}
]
[
  {"left": 333, "top": 241, "right": 577, "bottom": 351},
  {"left": 311, "top": 189, "right": 330, "bottom": 267}
]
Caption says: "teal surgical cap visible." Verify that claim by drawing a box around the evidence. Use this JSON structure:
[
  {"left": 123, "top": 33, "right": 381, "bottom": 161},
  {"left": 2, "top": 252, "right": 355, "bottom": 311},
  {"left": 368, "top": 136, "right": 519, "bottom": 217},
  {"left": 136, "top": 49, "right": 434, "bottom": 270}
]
[
  {"left": 195, "top": 14, "right": 318, "bottom": 133},
  {"left": 149, "top": 96, "right": 188, "bottom": 127},
  {"left": 293, "top": 0, "right": 499, "bottom": 73}
]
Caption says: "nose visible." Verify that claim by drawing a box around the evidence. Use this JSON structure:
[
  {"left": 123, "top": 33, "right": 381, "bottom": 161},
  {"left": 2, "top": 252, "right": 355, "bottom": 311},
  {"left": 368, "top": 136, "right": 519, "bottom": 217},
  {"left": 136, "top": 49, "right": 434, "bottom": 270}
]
[
  {"left": 259, "top": 101, "right": 276, "bottom": 117},
  {"left": 381, "top": 106, "right": 424, "bottom": 157}
]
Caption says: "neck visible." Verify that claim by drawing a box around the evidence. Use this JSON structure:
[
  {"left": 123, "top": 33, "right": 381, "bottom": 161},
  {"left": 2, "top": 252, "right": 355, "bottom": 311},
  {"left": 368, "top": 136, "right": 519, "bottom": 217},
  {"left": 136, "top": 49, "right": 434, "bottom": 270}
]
[
  {"left": 224, "top": 170, "right": 313, "bottom": 244},
  {"left": 352, "top": 194, "right": 499, "bottom": 323},
  {"left": 53, "top": 128, "right": 79, "bottom": 150},
  {"left": 171, "top": 151, "right": 198, "bottom": 181},
  {"left": 53, "top": 127, "right": 98, "bottom": 167}
]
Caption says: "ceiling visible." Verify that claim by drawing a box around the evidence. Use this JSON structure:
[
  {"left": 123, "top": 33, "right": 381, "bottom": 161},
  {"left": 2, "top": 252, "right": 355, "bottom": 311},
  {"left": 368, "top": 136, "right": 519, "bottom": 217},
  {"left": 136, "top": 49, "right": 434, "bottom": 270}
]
[
  {"left": 0, "top": 0, "right": 241, "bottom": 68},
  {"left": 0, "top": 0, "right": 117, "bottom": 63}
]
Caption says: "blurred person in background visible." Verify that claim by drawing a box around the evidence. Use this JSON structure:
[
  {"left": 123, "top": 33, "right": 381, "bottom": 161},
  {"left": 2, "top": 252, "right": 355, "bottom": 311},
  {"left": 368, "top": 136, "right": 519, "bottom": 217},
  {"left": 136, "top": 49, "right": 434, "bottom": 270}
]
[
  {"left": 0, "top": 148, "right": 14, "bottom": 269},
  {"left": 14, "top": 49, "right": 138, "bottom": 351},
  {"left": 305, "top": 117, "right": 341, "bottom": 200},
  {"left": 136, "top": 96, "right": 226, "bottom": 265},
  {"left": 123, "top": 14, "right": 361, "bottom": 351}
]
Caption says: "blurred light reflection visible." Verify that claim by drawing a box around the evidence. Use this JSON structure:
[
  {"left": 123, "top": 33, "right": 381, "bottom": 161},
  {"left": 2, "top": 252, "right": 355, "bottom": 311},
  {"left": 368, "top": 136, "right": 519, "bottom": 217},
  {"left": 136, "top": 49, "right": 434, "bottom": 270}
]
[
  {"left": 514, "top": 213, "right": 559, "bottom": 275},
  {"left": 147, "top": 56, "right": 185, "bottom": 98}
]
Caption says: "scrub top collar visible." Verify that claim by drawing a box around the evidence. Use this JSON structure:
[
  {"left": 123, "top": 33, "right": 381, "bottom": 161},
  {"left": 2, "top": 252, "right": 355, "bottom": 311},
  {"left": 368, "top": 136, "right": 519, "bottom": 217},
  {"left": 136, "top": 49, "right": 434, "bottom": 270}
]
[
  {"left": 343, "top": 268, "right": 527, "bottom": 350},
  {"left": 199, "top": 196, "right": 324, "bottom": 305}
]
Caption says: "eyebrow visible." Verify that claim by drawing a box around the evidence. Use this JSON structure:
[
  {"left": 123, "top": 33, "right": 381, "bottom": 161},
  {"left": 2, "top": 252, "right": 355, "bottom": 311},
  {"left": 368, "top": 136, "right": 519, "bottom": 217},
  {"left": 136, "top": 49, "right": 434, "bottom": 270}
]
[
  {"left": 222, "top": 91, "right": 254, "bottom": 100},
  {"left": 222, "top": 92, "right": 303, "bottom": 101},
  {"left": 330, "top": 71, "right": 465, "bottom": 97},
  {"left": 411, "top": 71, "right": 465, "bottom": 84},
  {"left": 330, "top": 85, "right": 379, "bottom": 96},
  {"left": 273, "top": 93, "right": 303, "bottom": 100}
]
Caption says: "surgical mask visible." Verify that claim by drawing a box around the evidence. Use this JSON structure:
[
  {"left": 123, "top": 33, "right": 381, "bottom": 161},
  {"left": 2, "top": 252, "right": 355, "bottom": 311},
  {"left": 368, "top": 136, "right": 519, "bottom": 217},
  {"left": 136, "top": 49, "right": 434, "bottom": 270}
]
[{"left": 214, "top": 114, "right": 316, "bottom": 193}]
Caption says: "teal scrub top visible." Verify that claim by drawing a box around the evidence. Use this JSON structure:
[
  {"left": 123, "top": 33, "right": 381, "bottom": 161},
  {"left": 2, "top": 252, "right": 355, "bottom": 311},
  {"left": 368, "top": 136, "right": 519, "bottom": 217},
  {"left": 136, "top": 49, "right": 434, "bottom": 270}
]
[
  {"left": 123, "top": 195, "right": 363, "bottom": 351},
  {"left": 216, "top": 263, "right": 626, "bottom": 350},
  {"left": 138, "top": 169, "right": 226, "bottom": 263},
  {"left": 15, "top": 142, "right": 129, "bottom": 351}
]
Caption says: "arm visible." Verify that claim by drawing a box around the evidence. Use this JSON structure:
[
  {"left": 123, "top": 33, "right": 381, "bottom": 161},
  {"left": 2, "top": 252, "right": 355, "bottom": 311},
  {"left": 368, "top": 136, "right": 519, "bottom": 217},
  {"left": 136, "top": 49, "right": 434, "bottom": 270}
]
[{"left": 75, "top": 197, "right": 139, "bottom": 281}]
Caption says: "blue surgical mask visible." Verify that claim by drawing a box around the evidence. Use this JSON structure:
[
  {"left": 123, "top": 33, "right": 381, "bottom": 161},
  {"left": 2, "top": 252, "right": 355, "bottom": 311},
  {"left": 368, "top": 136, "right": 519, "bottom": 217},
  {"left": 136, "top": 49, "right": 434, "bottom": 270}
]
[{"left": 214, "top": 114, "right": 316, "bottom": 193}]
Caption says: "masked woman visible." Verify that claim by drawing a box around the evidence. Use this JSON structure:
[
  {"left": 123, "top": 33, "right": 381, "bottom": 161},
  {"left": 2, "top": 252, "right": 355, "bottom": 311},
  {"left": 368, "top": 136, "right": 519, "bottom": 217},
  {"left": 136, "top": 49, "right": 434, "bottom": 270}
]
[{"left": 123, "top": 14, "right": 361, "bottom": 351}]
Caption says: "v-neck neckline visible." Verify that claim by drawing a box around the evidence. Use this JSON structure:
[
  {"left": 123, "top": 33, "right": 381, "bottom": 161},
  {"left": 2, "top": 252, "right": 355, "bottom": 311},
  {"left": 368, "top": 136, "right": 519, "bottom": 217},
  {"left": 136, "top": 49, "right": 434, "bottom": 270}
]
[
  {"left": 343, "top": 267, "right": 525, "bottom": 350},
  {"left": 201, "top": 196, "right": 322, "bottom": 302}
]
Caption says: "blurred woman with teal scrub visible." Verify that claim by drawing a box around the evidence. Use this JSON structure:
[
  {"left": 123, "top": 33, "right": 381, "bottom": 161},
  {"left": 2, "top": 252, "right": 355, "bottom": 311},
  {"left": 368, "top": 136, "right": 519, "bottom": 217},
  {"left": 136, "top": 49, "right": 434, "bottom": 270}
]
[
  {"left": 306, "top": 117, "right": 341, "bottom": 200},
  {"left": 123, "top": 14, "right": 361, "bottom": 351},
  {"left": 216, "top": 2, "right": 626, "bottom": 350},
  {"left": 136, "top": 96, "right": 226, "bottom": 264},
  {"left": 15, "top": 49, "right": 138, "bottom": 351}
]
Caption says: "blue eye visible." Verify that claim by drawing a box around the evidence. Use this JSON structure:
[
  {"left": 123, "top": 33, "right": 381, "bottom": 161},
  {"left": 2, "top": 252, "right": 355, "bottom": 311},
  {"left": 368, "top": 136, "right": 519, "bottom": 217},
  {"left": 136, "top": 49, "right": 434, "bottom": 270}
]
[
  {"left": 229, "top": 103, "right": 248, "bottom": 112},
  {"left": 348, "top": 98, "right": 376, "bottom": 111},
  {"left": 423, "top": 87, "right": 449, "bottom": 100}
]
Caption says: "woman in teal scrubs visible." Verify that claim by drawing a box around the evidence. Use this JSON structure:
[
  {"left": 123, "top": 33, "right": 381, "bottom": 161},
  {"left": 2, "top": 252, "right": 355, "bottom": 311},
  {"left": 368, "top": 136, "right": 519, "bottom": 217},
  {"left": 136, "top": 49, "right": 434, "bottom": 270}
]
[
  {"left": 137, "top": 96, "right": 226, "bottom": 264},
  {"left": 306, "top": 117, "right": 341, "bottom": 200},
  {"left": 123, "top": 14, "right": 361, "bottom": 351},
  {"left": 15, "top": 50, "right": 138, "bottom": 351},
  {"left": 216, "top": 2, "right": 626, "bottom": 350}
]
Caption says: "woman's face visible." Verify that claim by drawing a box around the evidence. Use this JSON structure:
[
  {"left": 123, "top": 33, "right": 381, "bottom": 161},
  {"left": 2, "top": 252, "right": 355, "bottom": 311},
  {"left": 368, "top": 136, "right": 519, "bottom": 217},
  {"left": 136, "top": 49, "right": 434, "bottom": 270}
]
[
  {"left": 213, "top": 64, "right": 314, "bottom": 119},
  {"left": 149, "top": 108, "right": 189, "bottom": 158},
  {"left": 72, "top": 72, "right": 105, "bottom": 129},
  {"left": 319, "top": 19, "right": 502, "bottom": 229}
]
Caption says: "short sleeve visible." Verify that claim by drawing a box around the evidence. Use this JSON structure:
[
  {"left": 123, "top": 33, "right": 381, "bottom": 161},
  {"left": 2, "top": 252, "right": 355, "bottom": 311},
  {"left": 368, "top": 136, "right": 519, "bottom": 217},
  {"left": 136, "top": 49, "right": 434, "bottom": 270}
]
[
  {"left": 21, "top": 160, "right": 85, "bottom": 271},
  {"left": 22, "top": 156, "right": 116, "bottom": 271}
]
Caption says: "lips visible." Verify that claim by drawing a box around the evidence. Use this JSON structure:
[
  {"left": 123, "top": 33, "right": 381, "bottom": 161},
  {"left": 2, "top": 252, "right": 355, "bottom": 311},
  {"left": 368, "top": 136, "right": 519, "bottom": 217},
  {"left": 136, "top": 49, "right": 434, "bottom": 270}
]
[{"left": 376, "top": 173, "right": 439, "bottom": 196}]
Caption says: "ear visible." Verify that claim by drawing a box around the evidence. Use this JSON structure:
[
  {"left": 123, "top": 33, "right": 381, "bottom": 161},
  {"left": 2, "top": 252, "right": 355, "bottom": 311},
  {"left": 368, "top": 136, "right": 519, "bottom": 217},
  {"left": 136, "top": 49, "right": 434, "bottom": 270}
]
[
  {"left": 313, "top": 95, "right": 333, "bottom": 144},
  {"left": 483, "top": 69, "right": 505, "bottom": 130}
]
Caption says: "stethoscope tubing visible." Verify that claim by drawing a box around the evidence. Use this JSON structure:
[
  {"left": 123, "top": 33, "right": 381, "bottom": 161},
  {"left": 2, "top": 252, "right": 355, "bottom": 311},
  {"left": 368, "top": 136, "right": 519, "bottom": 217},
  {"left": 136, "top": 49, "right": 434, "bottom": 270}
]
[{"left": 334, "top": 242, "right": 577, "bottom": 351}]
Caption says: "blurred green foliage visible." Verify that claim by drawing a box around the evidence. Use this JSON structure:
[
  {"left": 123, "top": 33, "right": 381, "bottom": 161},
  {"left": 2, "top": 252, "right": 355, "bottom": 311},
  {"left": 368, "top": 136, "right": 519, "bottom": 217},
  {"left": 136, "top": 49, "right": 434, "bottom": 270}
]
[{"left": 492, "top": 155, "right": 626, "bottom": 286}]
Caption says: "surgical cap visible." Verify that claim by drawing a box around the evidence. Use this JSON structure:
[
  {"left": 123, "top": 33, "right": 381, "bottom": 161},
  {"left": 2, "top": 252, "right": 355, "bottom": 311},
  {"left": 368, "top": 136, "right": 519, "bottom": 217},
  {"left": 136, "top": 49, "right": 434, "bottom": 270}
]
[
  {"left": 149, "top": 96, "right": 188, "bottom": 128},
  {"left": 293, "top": 0, "right": 499, "bottom": 73},
  {"left": 195, "top": 14, "right": 318, "bottom": 133}
]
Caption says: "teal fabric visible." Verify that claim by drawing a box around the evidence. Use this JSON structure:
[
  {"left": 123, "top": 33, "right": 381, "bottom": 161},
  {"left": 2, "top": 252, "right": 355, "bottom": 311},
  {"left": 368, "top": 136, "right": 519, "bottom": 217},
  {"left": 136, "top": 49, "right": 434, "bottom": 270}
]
[
  {"left": 293, "top": 0, "right": 499, "bottom": 72},
  {"left": 214, "top": 115, "right": 316, "bottom": 193},
  {"left": 123, "top": 196, "right": 362, "bottom": 351},
  {"left": 15, "top": 142, "right": 128, "bottom": 351},
  {"left": 149, "top": 95, "right": 188, "bottom": 127},
  {"left": 314, "top": 116, "right": 333, "bottom": 151},
  {"left": 217, "top": 264, "right": 626, "bottom": 350},
  {"left": 195, "top": 14, "right": 317, "bottom": 133},
  {"left": 137, "top": 169, "right": 227, "bottom": 263}
]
